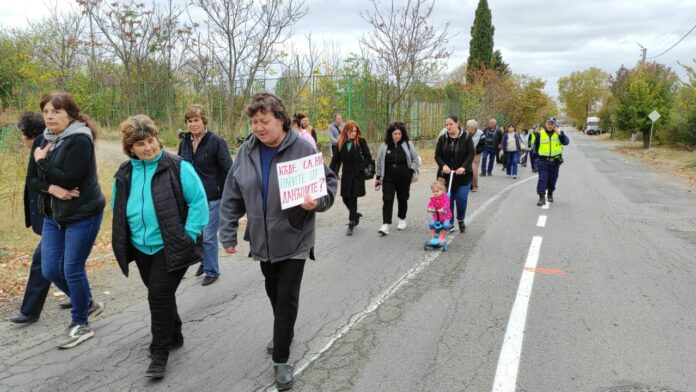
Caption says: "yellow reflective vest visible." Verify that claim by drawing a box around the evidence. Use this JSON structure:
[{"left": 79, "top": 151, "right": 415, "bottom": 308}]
[{"left": 538, "top": 130, "right": 563, "bottom": 157}]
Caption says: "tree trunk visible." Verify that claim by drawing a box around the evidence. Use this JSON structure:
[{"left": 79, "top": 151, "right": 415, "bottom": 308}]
[{"left": 643, "top": 129, "right": 651, "bottom": 149}]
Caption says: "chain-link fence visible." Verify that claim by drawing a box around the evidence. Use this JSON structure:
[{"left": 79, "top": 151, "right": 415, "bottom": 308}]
[{"left": 10, "top": 74, "right": 462, "bottom": 145}]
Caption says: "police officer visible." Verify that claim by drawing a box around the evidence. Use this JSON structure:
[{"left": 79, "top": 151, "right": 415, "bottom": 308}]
[{"left": 533, "top": 117, "right": 569, "bottom": 206}]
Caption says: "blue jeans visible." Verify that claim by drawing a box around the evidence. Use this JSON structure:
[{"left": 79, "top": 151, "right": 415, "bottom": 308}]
[
  {"left": 41, "top": 212, "right": 103, "bottom": 324},
  {"left": 536, "top": 159, "right": 560, "bottom": 195},
  {"left": 449, "top": 183, "right": 471, "bottom": 222},
  {"left": 481, "top": 148, "right": 496, "bottom": 175},
  {"left": 505, "top": 151, "right": 519, "bottom": 176},
  {"left": 202, "top": 199, "right": 221, "bottom": 278}
]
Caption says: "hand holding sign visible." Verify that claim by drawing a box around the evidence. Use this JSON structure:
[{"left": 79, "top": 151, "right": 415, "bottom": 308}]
[
  {"left": 300, "top": 194, "right": 318, "bottom": 211},
  {"left": 277, "top": 153, "right": 328, "bottom": 210}
]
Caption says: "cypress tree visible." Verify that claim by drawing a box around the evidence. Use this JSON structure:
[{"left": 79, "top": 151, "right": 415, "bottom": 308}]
[{"left": 466, "top": 0, "right": 494, "bottom": 83}]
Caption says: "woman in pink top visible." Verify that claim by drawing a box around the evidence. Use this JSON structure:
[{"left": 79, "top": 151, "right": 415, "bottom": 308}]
[
  {"left": 291, "top": 114, "right": 317, "bottom": 151},
  {"left": 427, "top": 179, "right": 452, "bottom": 244}
]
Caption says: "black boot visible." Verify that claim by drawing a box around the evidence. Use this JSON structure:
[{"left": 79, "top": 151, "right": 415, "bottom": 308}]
[
  {"left": 537, "top": 194, "right": 546, "bottom": 206},
  {"left": 346, "top": 222, "right": 355, "bottom": 236},
  {"left": 547, "top": 193, "right": 554, "bottom": 203},
  {"left": 355, "top": 212, "right": 363, "bottom": 226},
  {"left": 145, "top": 357, "right": 167, "bottom": 378}
]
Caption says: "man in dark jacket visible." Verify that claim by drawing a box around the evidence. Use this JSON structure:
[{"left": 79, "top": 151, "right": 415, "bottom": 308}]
[
  {"left": 178, "top": 105, "right": 233, "bottom": 286},
  {"left": 480, "top": 118, "right": 501, "bottom": 176}
]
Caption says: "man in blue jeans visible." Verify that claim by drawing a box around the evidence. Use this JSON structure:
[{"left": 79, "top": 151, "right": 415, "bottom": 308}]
[
  {"left": 480, "top": 118, "right": 501, "bottom": 176},
  {"left": 178, "top": 105, "right": 233, "bottom": 286}
]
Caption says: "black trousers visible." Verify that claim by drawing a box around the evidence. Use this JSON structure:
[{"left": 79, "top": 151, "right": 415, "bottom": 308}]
[
  {"left": 260, "top": 259, "right": 306, "bottom": 364},
  {"left": 342, "top": 196, "right": 359, "bottom": 223},
  {"left": 329, "top": 145, "right": 341, "bottom": 175},
  {"left": 20, "top": 242, "right": 52, "bottom": 316},
  {"left": 134, "top": 249, "right": 186, "bottom": 359},
  {"left": 382, "top": 166, "right": 412, "bottom": 224}
]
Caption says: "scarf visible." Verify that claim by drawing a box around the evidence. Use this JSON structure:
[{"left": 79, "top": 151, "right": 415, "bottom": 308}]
[{"left": 43, "top": 121, "right": 93, "bottom": 149}]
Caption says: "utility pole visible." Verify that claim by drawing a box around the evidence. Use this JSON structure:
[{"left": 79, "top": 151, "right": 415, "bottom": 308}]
[{"left": 638, "top": 43, "right": 647, "bottom": 63}]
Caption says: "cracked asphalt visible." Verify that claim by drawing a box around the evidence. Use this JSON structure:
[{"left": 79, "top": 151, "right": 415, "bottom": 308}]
[{"left": 1, "top": 131, "right": 695, "bottom": 392}]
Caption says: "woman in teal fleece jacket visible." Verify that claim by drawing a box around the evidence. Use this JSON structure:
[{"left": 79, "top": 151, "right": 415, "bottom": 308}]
[{"left": 111, "top": 115, "right": 208, "bottom": 379}]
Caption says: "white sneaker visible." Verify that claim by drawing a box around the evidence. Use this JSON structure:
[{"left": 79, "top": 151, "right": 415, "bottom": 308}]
[
  {"left": 397, "top": 219, "right": 407, "bottom": 230},
  {"left": 378, "top": 224, "right": 389, "bottom": 236}
]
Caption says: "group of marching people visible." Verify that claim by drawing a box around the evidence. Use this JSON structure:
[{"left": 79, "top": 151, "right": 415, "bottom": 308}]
[{"left": 9, "top": 89, "right": 567, "bottom": 390}]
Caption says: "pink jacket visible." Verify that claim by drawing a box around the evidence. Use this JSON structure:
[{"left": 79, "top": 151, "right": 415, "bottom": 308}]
[
  {"left": 427, "top": 193, "right": 452, "bottom": 222},
  {"left": 298, "top": 129, "right": 317, "bottom": 151}
]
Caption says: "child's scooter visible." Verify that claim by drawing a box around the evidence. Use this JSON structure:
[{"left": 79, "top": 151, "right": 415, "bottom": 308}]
[{"left": 424, "top": 172, "right": 454, "bottom": 251}]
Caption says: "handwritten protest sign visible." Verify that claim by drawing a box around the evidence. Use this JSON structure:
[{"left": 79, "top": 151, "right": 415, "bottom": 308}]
[{"left": 277, "top": 153, "right": 327, "bottom": 210}]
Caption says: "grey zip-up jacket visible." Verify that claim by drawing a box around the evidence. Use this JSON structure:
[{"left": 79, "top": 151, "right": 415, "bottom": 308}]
[
  {"left": 375, "top": 141, "right": 420, "bottom": 180},
  {"left": 219, "top": 130, "right": 337, "bottom": 262}
]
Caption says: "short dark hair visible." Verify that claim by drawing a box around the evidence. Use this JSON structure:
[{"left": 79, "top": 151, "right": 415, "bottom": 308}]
[
  {"left": 384, "top": 121, "right": 410, "bottom": 144},
  {"left": 245, "top": 92, "right": 290, "bottom": 133},
  {"left": 17, "top": 112, "right": 45, "bottom": 139}
]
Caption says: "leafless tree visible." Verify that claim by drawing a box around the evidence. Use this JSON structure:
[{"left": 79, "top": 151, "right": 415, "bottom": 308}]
[
  {"left": 192, "top": 0, "right": 308, "bottom": 135},
  {"left": 359, "top": 0, "right": 453, "bottom": 119},
  {"left": 76, "top": 0, "right": 194, "bottom": 120},
  {"left": 29, "top": 2, "right": 88, "bottom": 89}
]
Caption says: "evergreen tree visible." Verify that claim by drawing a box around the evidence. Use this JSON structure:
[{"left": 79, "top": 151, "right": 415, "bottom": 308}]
[
  {"left": 466, "top": 0, "right": 494, "bottom": 83},
  {"left": 491, "top": 49, "right": 510, "bottom": 76}
]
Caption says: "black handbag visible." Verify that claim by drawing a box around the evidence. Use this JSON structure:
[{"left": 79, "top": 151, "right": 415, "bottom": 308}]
[{"left": 358, "top": 142, "right": 375, "bottom": 180}]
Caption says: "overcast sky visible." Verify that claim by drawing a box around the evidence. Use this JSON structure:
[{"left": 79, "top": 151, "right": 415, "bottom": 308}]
[{"left": 2, "top": 0, "right": 695, "bottom": 97}]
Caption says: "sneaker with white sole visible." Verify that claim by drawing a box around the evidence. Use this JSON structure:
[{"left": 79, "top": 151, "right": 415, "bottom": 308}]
[
  {"left": 378, "top": 224, "right": 389, "bottom": 236},
  {"left": 56, "top": 323, "right": 94, "bottom": 349},
  {"left": 396, "top": 219, "right": 407, "bottom": 230}
]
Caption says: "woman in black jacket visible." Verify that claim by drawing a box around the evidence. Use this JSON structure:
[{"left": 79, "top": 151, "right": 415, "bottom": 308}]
[
  {"left": 336, "top": 120, "right": 372, "bottom": 236},
  {"left": 434, "top": 115, "right": 475, "bottom": 233},
  {"left": 28, "top": 91, "right": 106, "bottom": 349}
]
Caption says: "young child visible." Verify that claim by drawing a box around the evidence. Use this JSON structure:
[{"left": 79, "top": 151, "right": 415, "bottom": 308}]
[{"left": 427, "top": 178, "right": 452, "bottom": 244}]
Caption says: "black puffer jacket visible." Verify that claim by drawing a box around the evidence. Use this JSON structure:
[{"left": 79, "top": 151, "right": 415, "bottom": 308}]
[
  {"left": 112, "top": 152, "right": 202, "bottom": 276},
  {"left": 29, "top": 130, "right": 105, "bottom": 225}
]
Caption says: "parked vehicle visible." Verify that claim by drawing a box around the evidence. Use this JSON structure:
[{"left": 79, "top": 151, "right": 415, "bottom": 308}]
[{"left": 585, "top": 116, "right": 602, "bottom": 135}]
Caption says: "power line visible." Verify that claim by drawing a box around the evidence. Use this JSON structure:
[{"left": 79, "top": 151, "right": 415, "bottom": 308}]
[{"left": 647, "top": 23, "right": 696, "bottom": 59}]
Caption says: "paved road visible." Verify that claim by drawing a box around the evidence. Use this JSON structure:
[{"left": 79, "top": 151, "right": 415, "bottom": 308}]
[{"left": 1, "top": 131, "right": 695, "bottom": 392}]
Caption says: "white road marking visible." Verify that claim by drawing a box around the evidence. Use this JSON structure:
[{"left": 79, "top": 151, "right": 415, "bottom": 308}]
[
  {"left": 541, "top": 202, "right": 550, "bottom": 210},
  {"left": 536, "top": 215, "right": 547, "bottom": 227},
  {"left": 262, "top": 175, "right": 539, "bottom": 391},
  {"left": 492, "top": 236, "right": 543, "bottom": 392}
]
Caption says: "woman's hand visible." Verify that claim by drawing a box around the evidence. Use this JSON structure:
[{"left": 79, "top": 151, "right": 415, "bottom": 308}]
[
  {"left": 300, "top": 194, "right": 318, "bottom": 211},
  {"left": 442, "top": 165, "right": 451, "bottom": 174},
  {"left": 455, "top": 167, "right": 465, "bottom": 175},
  {"left": 225, "top": 246, "right": 237, "bottom": 254},
  {"left": 48, "top": 185, "right": 80, "bottom": 200},
  {"left": 375, "top": 179, "right": 382, "bottom": 186},
  {"left": 33, "top": 143, "right": 52, "bottom": 161}
]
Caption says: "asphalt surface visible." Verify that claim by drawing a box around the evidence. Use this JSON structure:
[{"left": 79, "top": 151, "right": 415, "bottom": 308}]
[{"left": 1, "top": 130, "right": 695, "bottom": 392}]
